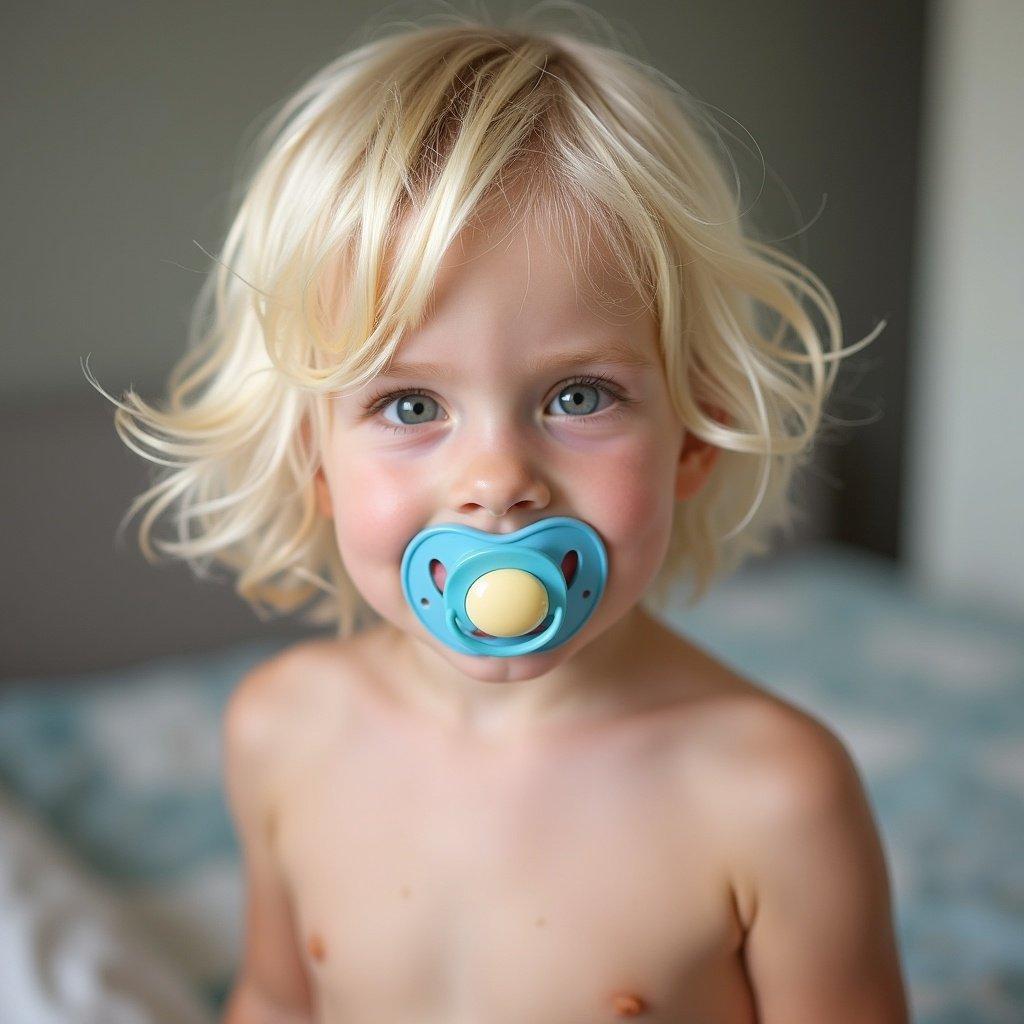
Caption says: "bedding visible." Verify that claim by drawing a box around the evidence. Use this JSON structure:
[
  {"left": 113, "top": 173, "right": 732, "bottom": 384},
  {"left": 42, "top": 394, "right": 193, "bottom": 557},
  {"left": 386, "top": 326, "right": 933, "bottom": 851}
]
[
  {"left": 0, "top": 541, "right": 1021, "bottom": 1022},
  {"left": 0, "top": 780, "right": 215, "bottom": 1023}
]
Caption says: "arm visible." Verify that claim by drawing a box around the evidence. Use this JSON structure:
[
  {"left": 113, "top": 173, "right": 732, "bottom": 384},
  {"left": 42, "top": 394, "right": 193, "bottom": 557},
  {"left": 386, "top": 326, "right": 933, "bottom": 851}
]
[
  {"left": 733, "top": 713, "right": 911, "bottom": 1023},
  {"left": 220, "top": 658, "right": 316, "bottom": 1024}
]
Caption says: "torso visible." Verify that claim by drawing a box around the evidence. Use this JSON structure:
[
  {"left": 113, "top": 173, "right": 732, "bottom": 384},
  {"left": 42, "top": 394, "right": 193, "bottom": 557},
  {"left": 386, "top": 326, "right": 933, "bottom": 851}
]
[{"left": 262, "top": 620, "right": 767, "bottom": 1024}]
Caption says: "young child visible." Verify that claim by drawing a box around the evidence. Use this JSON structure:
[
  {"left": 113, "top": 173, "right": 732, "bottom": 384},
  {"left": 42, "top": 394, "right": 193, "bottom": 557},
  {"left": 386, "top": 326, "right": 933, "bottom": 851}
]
[{"left": 88, "top": 10, "right": 909, "bottom": 1023}]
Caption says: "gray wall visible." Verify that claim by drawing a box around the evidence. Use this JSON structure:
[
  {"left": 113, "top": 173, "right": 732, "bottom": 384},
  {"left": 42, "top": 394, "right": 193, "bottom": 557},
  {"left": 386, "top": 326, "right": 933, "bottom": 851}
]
[
  {"left": 1, "top": 0, "right": 926, "bottom": 679},
  {"left": 905, "top": 0, "right": 1024, "bottom": 617}
]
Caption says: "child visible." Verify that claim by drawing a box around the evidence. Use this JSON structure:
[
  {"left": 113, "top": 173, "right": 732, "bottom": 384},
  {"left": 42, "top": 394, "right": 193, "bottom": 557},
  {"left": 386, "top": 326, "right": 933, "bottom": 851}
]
[{"left": 87, "top": 9, "right": 909, "bottom": 1023}]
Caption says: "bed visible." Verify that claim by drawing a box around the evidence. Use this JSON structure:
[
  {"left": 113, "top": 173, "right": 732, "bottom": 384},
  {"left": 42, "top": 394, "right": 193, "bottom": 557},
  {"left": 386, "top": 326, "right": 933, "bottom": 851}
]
[{"left": 1, "top": 541, "right": 1021, "bottom": 1023}]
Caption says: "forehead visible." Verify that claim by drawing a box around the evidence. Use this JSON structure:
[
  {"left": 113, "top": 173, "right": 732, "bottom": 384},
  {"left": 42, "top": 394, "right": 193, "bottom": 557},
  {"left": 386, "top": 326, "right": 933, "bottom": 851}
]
[{"left": 381, "top": 201, "right": 659, "bottom": 373}]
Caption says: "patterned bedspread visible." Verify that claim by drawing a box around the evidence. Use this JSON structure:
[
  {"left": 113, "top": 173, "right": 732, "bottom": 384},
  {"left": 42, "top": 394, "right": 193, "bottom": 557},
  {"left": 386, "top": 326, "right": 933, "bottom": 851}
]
[{"left": 0, "top": 542, "right": 1021, "bottom": 1022}]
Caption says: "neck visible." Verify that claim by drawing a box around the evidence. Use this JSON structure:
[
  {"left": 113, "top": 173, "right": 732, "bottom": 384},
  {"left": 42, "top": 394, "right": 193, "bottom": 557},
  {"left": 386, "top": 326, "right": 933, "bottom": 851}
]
[{"left": 377, "top": 604, "right": 656, "bottom": 745}]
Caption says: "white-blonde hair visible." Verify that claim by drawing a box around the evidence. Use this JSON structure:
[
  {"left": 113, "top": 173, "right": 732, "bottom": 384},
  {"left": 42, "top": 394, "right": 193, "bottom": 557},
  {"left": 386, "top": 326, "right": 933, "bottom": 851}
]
[{"left": 85, "top": 4, "right": 881, "bottom": 638}]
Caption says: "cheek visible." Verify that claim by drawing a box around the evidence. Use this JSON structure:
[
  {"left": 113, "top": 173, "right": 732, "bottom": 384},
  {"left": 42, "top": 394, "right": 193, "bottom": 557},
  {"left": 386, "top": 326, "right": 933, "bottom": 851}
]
[
  {"left": 576, "top": 431, "right": 678, "bottom": 586},
  {"left": 327, "top": 452, "right": 426, "bottom": 565},
  {"left": 581, "top": 433, "right": 676, "bottom": 539}
]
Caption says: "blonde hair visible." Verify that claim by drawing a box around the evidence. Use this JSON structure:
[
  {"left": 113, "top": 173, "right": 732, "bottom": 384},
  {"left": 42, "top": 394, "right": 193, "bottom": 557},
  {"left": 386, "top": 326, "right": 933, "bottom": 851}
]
[{"left": 84, "top": 4, "right": 881, "bottom": 638}]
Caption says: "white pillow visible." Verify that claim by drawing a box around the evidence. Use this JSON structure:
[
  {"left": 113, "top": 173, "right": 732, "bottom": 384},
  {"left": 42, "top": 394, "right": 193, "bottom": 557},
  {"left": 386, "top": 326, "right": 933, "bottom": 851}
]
[{"left": 0, "top": 781, "right": 216, "bottom": 1024}]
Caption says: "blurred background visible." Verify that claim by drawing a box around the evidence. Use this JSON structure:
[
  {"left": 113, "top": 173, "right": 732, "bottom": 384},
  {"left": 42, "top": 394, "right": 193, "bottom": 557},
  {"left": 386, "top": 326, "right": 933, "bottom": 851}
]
[{"left": 0, "top": 2, "right": 1021, "bottom": 1022}]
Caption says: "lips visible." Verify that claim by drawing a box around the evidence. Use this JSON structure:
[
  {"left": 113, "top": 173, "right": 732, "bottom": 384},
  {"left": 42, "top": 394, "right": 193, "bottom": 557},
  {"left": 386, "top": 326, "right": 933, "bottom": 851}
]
[{"left": 428, "top": 549, "right": 579, "bottom": 639}]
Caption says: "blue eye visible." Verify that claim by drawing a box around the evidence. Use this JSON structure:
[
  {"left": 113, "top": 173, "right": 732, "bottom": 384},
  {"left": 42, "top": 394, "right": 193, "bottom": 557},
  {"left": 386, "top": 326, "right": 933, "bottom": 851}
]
[
  {"left": 388, "top": 393, "right": 442, "bottom": 427},
  {"left": 365, "top": 374, "right": 628, "bottom": 435},
  {"left": 547, "top": 381, "right": 606, "bottom": 417}
]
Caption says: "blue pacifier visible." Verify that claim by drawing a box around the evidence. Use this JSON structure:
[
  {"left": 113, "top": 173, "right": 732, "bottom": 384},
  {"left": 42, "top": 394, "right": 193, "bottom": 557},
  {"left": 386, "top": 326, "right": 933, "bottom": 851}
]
[{"left": 400, "top": 516, "right": 608, "bottom": 657}]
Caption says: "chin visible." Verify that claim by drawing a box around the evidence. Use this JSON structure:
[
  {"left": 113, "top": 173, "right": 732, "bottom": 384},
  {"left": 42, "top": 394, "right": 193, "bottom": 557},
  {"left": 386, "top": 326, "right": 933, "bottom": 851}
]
[{"left": 409, "top": 615, "right": 599, "bottom": 684}]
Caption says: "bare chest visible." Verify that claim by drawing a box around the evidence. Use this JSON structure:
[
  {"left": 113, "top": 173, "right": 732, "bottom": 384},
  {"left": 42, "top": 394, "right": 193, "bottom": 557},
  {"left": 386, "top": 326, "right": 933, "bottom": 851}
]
[{"left": 274, "top": 712, "right": 754, "bottom": 1024}]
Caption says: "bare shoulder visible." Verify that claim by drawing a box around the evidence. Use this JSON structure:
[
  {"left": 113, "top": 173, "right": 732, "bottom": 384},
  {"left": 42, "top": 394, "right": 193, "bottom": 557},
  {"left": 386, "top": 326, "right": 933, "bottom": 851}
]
[
  {"left": 675, "top": 651, "right": 861, "bottom": 818},
  {"left": 647, "top": 616, "right": 856, "bottom": 791},
  {"left": 680, "top": 661, "right": 854, "bottom": 797},
  {"left": 658, "top": 640, "right": 911, "bottom": 1017},
  {"left": 664, "top": 637, "right": 876, "bottom": 930},
  {"left": 222, "top": 634, "right": 367, "bottom": 777}
]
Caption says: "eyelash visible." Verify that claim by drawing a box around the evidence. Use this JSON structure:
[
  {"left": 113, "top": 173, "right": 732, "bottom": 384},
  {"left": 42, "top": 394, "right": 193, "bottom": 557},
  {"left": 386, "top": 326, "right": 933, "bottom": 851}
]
[{"left": 363, "top": 373, "right": 631, "bottom": 435}]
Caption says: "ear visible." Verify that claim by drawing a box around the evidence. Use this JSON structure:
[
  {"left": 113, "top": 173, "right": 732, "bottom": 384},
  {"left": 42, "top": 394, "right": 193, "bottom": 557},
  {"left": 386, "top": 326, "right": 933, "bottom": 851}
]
[
  {"left": 301, "top": 415, "right": 334, "bottom": 520},
  {"left": 314, "top": 466, "right": 334, "bottom": 520},
  {"left": 676, "top": 404, "right": 727, "bottom": 503}
]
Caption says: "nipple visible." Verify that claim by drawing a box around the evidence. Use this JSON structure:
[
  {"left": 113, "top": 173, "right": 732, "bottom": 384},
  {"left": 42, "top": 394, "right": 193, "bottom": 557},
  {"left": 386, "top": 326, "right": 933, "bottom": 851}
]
[
  {"left": 610, "top": 992, "right": 648, "bottom": 1017},
  {"left": 307, "top": 933, "right": 326, "bottom": 962},
  {"left": 464, "top": 567, "right": 548, "bottom": 637}
]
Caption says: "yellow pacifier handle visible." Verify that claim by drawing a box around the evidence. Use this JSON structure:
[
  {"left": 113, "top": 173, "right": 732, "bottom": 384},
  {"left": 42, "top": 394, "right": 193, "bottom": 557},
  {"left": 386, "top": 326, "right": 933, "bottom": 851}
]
[{"left": 464, "top": 568, "right": 549, "bottom": 637}]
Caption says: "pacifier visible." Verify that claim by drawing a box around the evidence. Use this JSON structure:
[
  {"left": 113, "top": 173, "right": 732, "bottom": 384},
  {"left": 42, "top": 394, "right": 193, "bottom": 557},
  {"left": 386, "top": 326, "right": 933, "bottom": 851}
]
[{"left": 400, "top": 516, "right": 608, "bottom": 657}]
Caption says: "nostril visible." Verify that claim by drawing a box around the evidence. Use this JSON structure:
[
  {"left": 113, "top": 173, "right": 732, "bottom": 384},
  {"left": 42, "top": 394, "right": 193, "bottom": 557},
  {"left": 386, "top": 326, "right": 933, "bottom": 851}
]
[
  {"left": 561, "top": 549, "right": 579, "bottom": 587},
  {"left": 429, "top": 558, "right": 446, "bottom": 593}
]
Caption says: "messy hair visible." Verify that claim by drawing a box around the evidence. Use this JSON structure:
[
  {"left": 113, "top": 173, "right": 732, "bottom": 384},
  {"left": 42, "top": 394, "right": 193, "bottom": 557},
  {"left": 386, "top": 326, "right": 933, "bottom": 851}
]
[{"left": 85, "top": 4, "right": 880, "bottom": 638}]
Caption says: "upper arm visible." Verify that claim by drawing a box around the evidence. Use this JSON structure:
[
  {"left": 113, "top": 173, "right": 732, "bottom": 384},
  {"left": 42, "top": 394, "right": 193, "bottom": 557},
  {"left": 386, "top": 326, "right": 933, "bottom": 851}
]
[
  {"left": 221, "top": 655, "right": 315, "bottom": 1021},
  {"left": 733, "top": 710, "right": 910, "bottom": 1024}
]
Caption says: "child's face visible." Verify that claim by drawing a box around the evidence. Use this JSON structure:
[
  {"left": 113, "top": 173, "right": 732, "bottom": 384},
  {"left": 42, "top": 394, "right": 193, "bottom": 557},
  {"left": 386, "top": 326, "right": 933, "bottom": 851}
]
[{"left": 315, "top": 211, "right": 718, "bottom": 687}]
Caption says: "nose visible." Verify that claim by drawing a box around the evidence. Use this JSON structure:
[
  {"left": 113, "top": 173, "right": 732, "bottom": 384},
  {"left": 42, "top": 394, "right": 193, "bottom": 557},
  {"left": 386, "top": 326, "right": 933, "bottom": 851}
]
[{"left": 447, "top": 445, "right": 552, "bottom": 520}]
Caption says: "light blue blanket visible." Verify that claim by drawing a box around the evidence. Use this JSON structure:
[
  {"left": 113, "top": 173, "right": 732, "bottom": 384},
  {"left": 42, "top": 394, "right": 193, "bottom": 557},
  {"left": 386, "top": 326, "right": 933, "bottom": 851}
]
[{"left": 1, "top": 542, "right": 1021, "bottom": 1022}]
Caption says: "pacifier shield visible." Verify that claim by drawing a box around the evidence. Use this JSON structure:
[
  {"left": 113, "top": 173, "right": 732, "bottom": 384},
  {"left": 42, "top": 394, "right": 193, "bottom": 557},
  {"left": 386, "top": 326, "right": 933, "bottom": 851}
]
[{"left": 400, "top": 516, "right": 608, "bottom": 658}]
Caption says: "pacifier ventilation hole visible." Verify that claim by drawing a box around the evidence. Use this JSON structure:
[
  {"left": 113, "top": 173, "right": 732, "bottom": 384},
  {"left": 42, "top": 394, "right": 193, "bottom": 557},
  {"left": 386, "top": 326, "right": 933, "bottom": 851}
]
[
  {"left": 427, "top": 550, "right": 580, "bottom": 596},
  {"left": 429, "top": 558, "right": 446, "bottom": 594},
  {"left": 561, "top": 549, "right": 578, "bottom": 587}
]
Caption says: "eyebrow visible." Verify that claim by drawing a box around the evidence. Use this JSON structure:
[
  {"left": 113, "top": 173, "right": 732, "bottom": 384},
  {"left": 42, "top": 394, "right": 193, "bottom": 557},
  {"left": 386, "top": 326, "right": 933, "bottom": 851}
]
[{"left": 378, "top": 339, "right": 656, "bottom": 380}]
